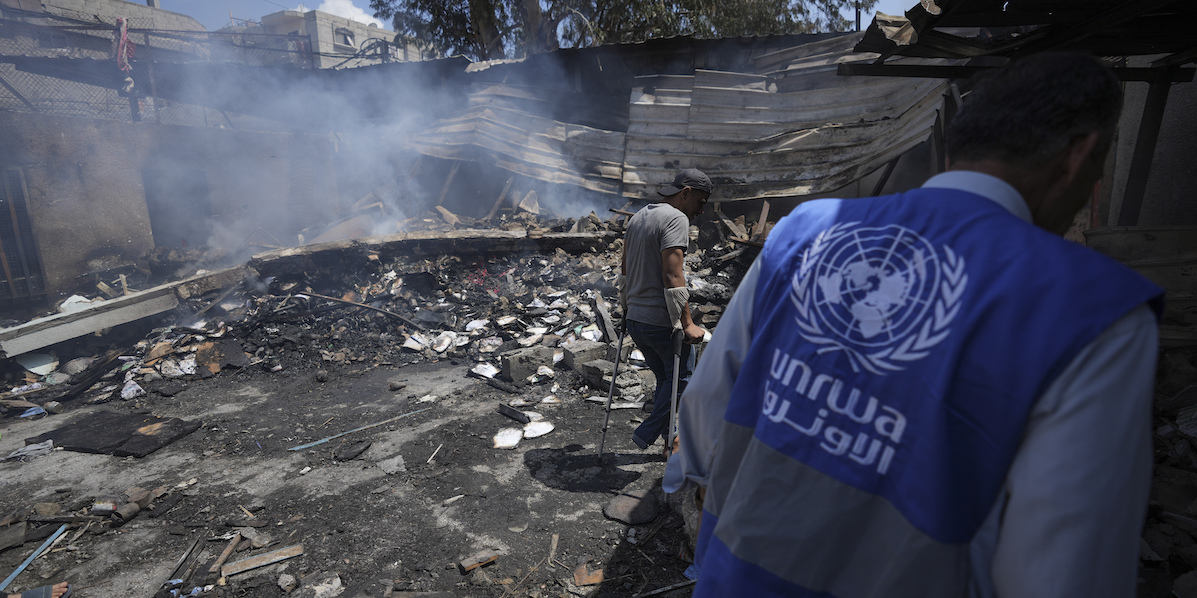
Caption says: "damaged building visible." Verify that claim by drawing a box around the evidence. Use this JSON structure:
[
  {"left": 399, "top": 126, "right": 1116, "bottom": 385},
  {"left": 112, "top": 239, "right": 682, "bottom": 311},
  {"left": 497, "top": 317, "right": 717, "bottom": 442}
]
[{"left": 0, "top": 0, "right": 1195, "bottom": 596}]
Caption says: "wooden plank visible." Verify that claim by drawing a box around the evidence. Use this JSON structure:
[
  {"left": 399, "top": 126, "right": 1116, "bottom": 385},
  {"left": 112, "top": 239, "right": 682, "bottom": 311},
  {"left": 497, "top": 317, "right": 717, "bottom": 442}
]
[
  {"left": 0, "top": 266, "right": 246, "bottom": 359},
  {"left": 221, "top": 544, "right": 303, "bottom": 577},
  {"left": 751, "top": 201, "right": 771, "bottom": 241},
  {"left": 209, "top": 533, "right": 241, "bottom": 575},
  {"left": 434, "top": 162, "right": 461, "bottom": 207},
  {"left": 484, "top": 178, "right": 513, "bottom": 221},
  {"left": 457, "top": 549, "right": 499, "bottom": 573},
  {"left": 716, "top": 207, "right": 748, "bottom": 239},
  {"left": 0, "top": 293, "right": 178, "bottom": 358}
]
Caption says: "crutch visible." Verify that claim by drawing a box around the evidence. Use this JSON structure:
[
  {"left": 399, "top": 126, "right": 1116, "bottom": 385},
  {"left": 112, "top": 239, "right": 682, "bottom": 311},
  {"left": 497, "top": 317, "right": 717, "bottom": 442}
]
[
  {"left": 666, "top": 329, "right": 683, "bottom": 458},
  {"left": 597, "top": 315, "right": 627, "bottom": 462}
]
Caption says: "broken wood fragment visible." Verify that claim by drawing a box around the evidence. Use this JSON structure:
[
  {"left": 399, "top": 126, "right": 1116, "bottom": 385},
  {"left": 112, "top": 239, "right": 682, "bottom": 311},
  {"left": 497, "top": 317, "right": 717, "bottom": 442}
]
[
  {"left": 482, "top": 377, "right": 520, "bottom": 394},
  {"left": 573, "top": 563, "right": 604, "bottom": 586},
  {"left": 717, "top": 247, "right": 748, "bottom": 262},
  {"left": 165, "top": 537, "right": 202, "bottom": 585},
  {"left": 485, "top": 178, "right": 514, "bottom": 222},
  {"left": 608, "top": 208, "right": 635, "bottom": 217},
  {"left": 751, "top": 200, "right": 771, "bottom": 241},
  {"left": 715, "top": 206, "right": 748, "bottom": 239},
  {"left": 498, "top": 403, "right": 530, "bottom": 424},
  {"left": 435, "top": 162, "right": 461, "bottom": 207},
  {"left": 458, "top": 549, "right": 499, "bottom": 573},
  {"left": 728, "top": 236, "right": 763, "bottom": 248},
  {"left": 303, "top": 292, "right": 425, "bottom": 331},
  {"left": 221, "top": 543, "right": 303, "bottom": 577},
  {"left": 435, "top": 206, "right": 460, "bottom": 227},
  {"left": 210, "top": 532, "right": 241, "bottom": 575},
  {"left": 634, "top": 579, "right": 696, "bottom": 597}
]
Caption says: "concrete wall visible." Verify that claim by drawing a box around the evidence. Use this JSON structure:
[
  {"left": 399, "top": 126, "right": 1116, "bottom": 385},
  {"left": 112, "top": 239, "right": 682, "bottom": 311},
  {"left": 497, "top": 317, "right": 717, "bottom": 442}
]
[
  {"left": 42, "top": 0, "right": 205, "bottom": 30},
  {"left": 0, "top": 111, "right": 339, "bottom": 298}
]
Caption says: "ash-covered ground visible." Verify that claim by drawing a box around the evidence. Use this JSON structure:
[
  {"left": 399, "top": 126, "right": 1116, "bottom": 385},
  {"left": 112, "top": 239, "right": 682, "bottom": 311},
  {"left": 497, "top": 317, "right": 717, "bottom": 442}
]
[{"left": 0, "top": 212, "right": 754, "bottom": 598}]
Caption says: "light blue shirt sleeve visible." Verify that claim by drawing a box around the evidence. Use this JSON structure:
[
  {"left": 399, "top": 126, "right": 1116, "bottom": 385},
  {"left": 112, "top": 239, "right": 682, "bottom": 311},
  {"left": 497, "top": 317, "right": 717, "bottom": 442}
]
[
  {"left": 988, "top": 303, "right": 1157, "bottom": 598},
  {"left": 665, "top": 256, "right": 761, "bottom": 493}
]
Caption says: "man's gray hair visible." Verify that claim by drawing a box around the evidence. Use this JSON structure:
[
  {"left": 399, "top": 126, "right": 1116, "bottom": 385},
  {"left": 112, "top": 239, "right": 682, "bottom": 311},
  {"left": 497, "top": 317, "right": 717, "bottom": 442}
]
[{"left": 947, "top": 52, "right": 1122, "bottom": 168}]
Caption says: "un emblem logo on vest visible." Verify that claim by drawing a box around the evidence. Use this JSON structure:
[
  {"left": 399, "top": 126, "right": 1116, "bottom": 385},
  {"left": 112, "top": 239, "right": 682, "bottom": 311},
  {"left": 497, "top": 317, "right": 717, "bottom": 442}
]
[{"left": 790, "top": 222, "right": 968, "bottom": 375}]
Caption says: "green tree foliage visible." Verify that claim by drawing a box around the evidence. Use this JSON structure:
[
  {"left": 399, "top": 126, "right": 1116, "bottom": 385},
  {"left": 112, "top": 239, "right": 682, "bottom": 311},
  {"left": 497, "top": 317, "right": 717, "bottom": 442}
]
[{"left": 370, "top": 0, "right": 877, "bottom": 61}]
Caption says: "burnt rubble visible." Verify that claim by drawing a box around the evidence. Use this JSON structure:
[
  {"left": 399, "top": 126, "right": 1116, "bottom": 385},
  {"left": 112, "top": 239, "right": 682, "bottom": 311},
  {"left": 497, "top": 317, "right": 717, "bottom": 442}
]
[{"left": 0, "top": 208, "right": 755, "bottom": 598}]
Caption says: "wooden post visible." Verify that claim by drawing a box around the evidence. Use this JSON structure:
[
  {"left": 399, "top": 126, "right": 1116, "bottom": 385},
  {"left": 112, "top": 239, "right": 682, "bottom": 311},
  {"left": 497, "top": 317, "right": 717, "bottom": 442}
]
[
  {"left": 870, "top": 156, "right": 901, "bottom": 197},
  {"left": 484, "top": 177, "right": 513, "bottom": 221},
  {"left": 435, "top": 162, "right": 461, "bottom": 206},
  {"left": 1116, "top": 67, "right": 1174, "bottom": 226}
]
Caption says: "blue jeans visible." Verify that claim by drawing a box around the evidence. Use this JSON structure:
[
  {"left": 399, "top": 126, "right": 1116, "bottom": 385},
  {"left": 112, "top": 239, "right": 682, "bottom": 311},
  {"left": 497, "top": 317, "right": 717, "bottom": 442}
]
[{"left": 628, "top": 319, "right": 694, "bottom": 448}]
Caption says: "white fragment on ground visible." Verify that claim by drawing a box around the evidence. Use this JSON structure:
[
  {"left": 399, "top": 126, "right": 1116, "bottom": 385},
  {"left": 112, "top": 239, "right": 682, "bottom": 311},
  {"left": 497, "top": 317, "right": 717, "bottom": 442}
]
[
  {"left": 178, "top": 358, "right": 197, "bottom": 375},
  {"left": 523, "top": 421, "right": 554, "bottom": 438},
  {"left": 471, "top": 363, "right": 500, "bottom": 378},
  {"left": 479, "top": 337, "right": 503, "bottom": 353},
  {"left": 541, "top": 395, "right": 560, "bottom": 404},
  {"left": 299, "top": 466, "right": 312, "bottom": 475},
  {"left": 432, "top": 332, "right": 456, "bottom": 353},
  {"left": 526, "top": 326, "right": 549, "bottom": 335},
  {"left": 466, "top": 319, "right": 490, "bottom": 332},
  {"left": 120, "top": 380, "right": 145, "bottom": 399},
  {"left": 508, "top": 398, "right": 530, "bottom": 407},
  {"left": 517, "top": 334, "right": 544, "bottom": 347},
  {"left": 493, "top": 428, "right": 523, "bottom": 449},
  {"left": 496, "top": 315, "right": 518, "bottom": 327},
  {"left": 553, "top": 350, "right": 564, "bottom": 364},
  {"left": 416, "top": 394, "right": 438, "bottom": 403},
  {"left": 402, "top": 334, "right": 428, "bottom": 351},
  {"left": 522, "top": 411, "right": 544, "bottom": 422},
  {"left": 537, "top": 365, "right": 554, "bottom": 377},
  {"left": 378, "top": 455, "right": 406, "bottom": 475}
]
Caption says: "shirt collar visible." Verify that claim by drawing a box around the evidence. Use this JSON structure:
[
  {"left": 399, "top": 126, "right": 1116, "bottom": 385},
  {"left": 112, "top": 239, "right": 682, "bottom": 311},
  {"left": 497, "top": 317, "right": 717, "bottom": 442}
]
[{"left": 921, "top": 170, "right": 1033, "bottom": 223}]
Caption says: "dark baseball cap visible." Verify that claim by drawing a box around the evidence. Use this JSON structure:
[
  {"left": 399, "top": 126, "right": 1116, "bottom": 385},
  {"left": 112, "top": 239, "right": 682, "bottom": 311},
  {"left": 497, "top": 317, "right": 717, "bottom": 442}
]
[{"left": 658, "top": 168, "right": 713, "bottom": 196}]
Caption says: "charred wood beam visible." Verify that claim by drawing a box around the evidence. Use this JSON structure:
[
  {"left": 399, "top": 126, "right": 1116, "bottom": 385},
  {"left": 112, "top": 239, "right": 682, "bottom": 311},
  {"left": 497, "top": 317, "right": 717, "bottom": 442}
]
[
  {"left": 1008, "top": 0, "right": 1179, "bottom": 57},
  {"left": 1116, "top": 67, "right": 1176, "bottom": 226},
  {"left": 837, "top": 63, "right": 1195, "bottom": 83},
  {"left": 1154, "top": 47, "right": 1197, "bottom": 69},
  {"left": 302, "top": 291, "right": 425, "bottom": 331}
]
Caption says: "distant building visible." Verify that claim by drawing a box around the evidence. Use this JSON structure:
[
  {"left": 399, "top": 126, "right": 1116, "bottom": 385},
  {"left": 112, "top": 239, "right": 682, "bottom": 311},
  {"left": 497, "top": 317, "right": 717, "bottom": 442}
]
[
  {"left": 236, "top": 9, "right": 430, "bottom": 69},
  {"left": 15, "top": 0, "right": 207, "bottom": 31}
]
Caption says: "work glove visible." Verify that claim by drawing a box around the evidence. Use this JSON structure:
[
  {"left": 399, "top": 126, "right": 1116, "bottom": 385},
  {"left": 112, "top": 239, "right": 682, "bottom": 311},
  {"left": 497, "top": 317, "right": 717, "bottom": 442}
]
[{"left": 664, "top": 286, "right": 689, "bottom": 332}]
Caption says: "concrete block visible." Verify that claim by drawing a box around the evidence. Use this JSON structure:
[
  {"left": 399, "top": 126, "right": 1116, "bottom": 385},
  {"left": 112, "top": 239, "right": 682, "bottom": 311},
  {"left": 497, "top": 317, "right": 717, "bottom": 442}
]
[
  {"left": 561, "top": 340, "right": 607, "bottom": 370},
  {"left": 579, "top": 359, "right": 645, "bottom": 396},
  {"left": 500, "top": 345, "right": 555, "bottom": 381}
]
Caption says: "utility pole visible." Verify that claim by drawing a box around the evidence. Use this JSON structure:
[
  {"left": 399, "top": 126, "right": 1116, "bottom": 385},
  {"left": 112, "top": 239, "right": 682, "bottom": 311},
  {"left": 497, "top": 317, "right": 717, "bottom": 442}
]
[{"left": 856, "top": 1, "right": 862, "bottom": 32}]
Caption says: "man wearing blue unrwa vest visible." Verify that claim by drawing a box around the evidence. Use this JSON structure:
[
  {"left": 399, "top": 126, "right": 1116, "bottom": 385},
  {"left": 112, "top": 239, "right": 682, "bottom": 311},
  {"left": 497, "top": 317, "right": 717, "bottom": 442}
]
[{"left": 665, "top": 52, "right": 1165, "bottom": 597}]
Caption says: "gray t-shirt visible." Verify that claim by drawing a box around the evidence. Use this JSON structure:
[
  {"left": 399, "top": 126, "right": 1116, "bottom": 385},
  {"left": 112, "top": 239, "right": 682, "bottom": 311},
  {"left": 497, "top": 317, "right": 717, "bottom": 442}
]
[{"left": 625, "top": 202, "right": 689, "bottom": 328}]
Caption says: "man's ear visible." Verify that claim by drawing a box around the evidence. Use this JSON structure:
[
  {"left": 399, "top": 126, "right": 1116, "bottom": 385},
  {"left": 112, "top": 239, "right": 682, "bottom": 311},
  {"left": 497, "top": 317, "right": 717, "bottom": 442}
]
[{"left": 1062, "top": 131, "right": 1103, "bottom": 185}]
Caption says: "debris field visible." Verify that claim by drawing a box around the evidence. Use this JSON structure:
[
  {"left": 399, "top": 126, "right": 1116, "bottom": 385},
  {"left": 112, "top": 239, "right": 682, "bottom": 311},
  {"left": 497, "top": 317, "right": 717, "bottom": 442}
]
[{"left": 0, "top": 207, "right": 755, "bottom": 598}]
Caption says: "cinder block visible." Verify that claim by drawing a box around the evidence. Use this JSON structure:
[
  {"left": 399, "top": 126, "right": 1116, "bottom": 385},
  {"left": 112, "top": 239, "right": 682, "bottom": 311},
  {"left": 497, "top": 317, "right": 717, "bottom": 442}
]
[
  {"left": 500, "top": 345, "right": 555, "bottom": 381},
  {"left": 562, "top": 340, "right": 607, "bottom": 370}
]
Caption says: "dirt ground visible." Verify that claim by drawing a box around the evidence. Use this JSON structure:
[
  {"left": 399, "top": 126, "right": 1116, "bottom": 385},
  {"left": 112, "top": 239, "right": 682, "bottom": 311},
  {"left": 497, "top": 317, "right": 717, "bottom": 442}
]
[{"left": 0, "top": 353, "right": 694, "bottom": 598}]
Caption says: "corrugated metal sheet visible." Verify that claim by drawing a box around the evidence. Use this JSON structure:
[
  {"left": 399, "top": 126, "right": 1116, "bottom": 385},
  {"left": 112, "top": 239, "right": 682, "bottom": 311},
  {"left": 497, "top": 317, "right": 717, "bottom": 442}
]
[{"left": 409, "top": 32, "right": 948, "bottom": 202}]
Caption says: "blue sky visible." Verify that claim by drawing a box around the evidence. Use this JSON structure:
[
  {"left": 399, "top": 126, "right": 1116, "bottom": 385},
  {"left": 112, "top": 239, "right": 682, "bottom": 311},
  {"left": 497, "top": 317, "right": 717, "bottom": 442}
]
[{"left": 159, "top": 0, "right": 915, "bottom": 33}]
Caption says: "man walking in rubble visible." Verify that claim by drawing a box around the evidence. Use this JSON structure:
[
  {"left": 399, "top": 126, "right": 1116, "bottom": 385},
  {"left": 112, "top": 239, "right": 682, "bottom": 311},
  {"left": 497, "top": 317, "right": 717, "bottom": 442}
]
[
  {"left": 621, "top": 168, "right": 710, "bottom": 451},
  {"left": 667, "top": 53, "right": 1163, "bottom": 597}
]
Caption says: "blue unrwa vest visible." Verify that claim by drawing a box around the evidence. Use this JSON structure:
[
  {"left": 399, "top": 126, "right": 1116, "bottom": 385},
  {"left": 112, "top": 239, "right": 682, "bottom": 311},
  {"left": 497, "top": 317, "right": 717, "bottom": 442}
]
[{"left": 694, "top": 187, "right": 1162, "bottom": 598}]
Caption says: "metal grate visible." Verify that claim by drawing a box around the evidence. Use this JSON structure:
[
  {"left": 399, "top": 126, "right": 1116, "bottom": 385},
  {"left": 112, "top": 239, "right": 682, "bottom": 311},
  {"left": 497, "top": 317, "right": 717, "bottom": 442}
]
[{"left": 0, "top": 168, "right": 46, "bottom": 304}]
